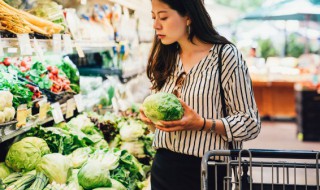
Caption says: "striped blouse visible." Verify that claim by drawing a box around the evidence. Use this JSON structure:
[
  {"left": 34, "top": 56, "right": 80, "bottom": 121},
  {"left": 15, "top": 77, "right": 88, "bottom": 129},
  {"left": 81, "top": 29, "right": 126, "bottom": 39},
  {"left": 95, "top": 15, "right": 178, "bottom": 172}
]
[{"left": 152, "top": 43, "right": 261, "bottom": 159}]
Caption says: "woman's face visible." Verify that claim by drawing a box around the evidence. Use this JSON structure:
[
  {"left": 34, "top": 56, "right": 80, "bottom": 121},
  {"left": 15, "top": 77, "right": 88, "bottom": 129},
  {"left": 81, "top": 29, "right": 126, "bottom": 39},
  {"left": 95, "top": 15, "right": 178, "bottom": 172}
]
[{"left": 151, "top": 0, "right": 189, "bottom": 45}]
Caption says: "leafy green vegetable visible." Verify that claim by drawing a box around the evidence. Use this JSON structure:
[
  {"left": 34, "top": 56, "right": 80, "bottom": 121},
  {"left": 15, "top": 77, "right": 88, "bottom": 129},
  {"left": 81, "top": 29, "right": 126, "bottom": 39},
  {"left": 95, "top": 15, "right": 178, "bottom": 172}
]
[
  {"left": 5, "top": 137, "right": 50, "bottom": 172},
  {"left": 0, "top": 163, "right": 12, "bottom": 180},
  {"left": 108, "top": 149, "right": 146, "bottom": 189},
  {"left": 92, "top": 179, "right": 126, "bottom": 190},
  {"left": 119, "top": 119, "right": 146, "bottom": 141},
  {"left": 27, "top": 62, "right": 53, "bottom": 90},
  {"left": 36, "top": 153, "right": 72, "bottom": 184},
  {"left": 58, "top": 57, "right": 80, "bottom": 93},
  {"left": 68, "top": 147, "right": 94, "bottom": 169},
  {"left": 0, "top": 72, "right": 33, "bottom": 109},
  {"left": 78, "top": 160, "right": 112, "bottom": 189},
  {"left": 142, "top": 92, "right": 184, "bottom": 124},
  {"left": 25, "top": 126, "right": 94, "bottom": 155},
  {"left": 66, "top": 169, "right": 83, "bottom": 190}
]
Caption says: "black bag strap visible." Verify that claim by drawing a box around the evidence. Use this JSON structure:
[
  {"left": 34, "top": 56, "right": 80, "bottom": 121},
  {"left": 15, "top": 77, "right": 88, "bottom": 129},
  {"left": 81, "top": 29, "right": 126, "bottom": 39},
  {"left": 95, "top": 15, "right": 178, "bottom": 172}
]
[{"left": 217, "top": 44, "right": 234, "bottom": 152}]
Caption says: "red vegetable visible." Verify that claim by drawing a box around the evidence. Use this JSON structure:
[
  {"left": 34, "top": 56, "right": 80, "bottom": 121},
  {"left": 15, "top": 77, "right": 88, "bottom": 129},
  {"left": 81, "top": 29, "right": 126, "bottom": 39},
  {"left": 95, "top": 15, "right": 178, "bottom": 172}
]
[
  {"left": 3, "top": 58, "right": 11, "bottom": 66},
  {"left": 51, "top": 67, "right": 58, "bottom": 75}
]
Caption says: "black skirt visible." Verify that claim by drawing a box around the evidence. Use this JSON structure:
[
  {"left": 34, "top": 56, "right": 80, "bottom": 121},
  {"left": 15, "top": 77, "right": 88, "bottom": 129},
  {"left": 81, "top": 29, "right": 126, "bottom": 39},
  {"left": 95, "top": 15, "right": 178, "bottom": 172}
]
[{"left": 151, "top": 148, "right": 226, "bottom": 190}]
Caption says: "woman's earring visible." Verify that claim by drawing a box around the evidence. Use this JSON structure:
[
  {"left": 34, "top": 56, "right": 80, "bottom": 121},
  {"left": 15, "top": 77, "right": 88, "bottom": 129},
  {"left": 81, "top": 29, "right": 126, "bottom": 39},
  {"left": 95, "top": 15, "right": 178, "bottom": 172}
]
[{"left": 187, "top": 25, "right": 191, "bottom": 35}]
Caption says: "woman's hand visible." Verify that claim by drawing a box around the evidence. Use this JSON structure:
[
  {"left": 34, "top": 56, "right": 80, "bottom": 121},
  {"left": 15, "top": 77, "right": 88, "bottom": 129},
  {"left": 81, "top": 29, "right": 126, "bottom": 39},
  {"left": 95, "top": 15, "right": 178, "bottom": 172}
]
[
  {"left": 155, "top": 99, "right": 203, "bottom": 132},
  {"left": 139, "top": 107, "right": 156, "bottom": 132},
  {"left": 139, "top": 107, "right": 153, "bottom": 125}
]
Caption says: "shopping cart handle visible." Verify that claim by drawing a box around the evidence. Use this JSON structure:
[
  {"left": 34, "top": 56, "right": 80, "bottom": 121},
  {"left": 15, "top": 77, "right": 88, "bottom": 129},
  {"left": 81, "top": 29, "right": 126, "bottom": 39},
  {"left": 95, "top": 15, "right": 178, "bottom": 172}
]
[{"left": 230, "top": 149, "right": 320, "bottom": 159}]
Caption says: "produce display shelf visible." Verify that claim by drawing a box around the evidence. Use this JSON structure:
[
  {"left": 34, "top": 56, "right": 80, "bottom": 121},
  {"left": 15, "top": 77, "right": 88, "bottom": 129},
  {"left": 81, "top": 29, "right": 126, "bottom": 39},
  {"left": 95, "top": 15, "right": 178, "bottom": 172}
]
[
  {"left": 78, "top": 67, "right": 123, "bottom": 78},
  {"left": 0, "top": 99, "right": 69, "bottom": 143},
  {"left": 0, "top": 123, "right": 32, "bottom": 143},
  {"left": 0, "top": 38, "right": 115, "bottom": 54}
]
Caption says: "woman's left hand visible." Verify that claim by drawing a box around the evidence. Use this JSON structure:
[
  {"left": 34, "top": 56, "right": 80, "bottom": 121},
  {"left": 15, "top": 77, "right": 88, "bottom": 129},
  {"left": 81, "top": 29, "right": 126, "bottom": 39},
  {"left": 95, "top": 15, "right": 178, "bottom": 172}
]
[{"left": 155, "top": 99, "right": 203, "bottom": 132}]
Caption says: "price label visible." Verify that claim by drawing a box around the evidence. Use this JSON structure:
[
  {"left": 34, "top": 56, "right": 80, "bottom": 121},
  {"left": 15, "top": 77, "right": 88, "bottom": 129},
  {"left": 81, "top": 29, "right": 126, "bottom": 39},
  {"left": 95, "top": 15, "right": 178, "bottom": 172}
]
[
  {"left": 73, "top": 94, "right": 84, "bottom": 113},
  {"left": 16, "top": 104, "right": 31, "bottom": 128},
  {"left": 17, "top": 34, "right": 32, "bottom": 55},
  {"left": 7, "top": 48, "right": 18, "bottom": 54},
  {"left": 39, "top": 99, "right": 50, "bottom": 121},
  {"left": 0, "top": 37, "right": 4, "bottom": 57},
  {"left": 51, "top": 102, "right": 64, "bottom": 124},
  {"left": 74, "top": 42, "right": 85, "bottom": 58},
  {"left": 63, "top": 34, "right": 73, "bottom": 54},
  {"left": 33, "top": 38, "right": 45, "bottom": 63},
  {"left": 66, "top": 98, "right": 76, "bottom": 119},
  {"left": 52, "top": 34, "right": 62, "bottom": 54}
]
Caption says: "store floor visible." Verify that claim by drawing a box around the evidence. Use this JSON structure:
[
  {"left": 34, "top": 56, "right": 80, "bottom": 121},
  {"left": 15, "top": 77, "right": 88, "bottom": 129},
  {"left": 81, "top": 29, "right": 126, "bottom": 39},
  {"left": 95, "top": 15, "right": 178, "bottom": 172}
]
[
  {"left": 242, "top": 121, "right": 320, "bottom": 187},
  {"left": 244, "top": 121, "right": 320, "bottom": 150}
]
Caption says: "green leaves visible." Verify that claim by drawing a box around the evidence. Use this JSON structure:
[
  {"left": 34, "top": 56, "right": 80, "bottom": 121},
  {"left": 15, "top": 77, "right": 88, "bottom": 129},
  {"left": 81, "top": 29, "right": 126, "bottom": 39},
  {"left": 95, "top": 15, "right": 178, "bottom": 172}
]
[{"left": 27, "top": 62, "right": 53, "bottom": 90}]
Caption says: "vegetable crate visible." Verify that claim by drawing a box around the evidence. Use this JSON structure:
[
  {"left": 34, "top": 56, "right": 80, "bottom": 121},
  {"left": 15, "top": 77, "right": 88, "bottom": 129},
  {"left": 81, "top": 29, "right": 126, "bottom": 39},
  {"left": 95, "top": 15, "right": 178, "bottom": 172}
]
[{"left": 201, "top": 149, "right": 320, "bottom": 190}]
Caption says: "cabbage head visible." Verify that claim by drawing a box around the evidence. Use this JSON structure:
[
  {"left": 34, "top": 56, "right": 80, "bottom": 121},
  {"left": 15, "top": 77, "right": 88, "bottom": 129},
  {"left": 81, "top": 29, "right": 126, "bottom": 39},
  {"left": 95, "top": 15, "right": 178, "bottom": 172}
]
[
  {"left": 93, "top": 179, "right": 126, "bottom": 190},
  {"left": 120, "top": 141, "right": 145, "bottom": 158},
  {"left": 36, "top": 153, "right": 72, "bottom": 184},
  {"left": 66, "top": 169, "right": 83, "bottom": 190},
  {"left": 142, "top": 92, "right": 184, "bottom": 124},
  {"left": 78, "top": 160, "right": 112, "bottom": 189},
  {"left": 0, "top": 162, "right": 12, "bottom": 179},
  {"left": 119, "top": 123, "right": 145, "bottom": 141},
  {"left": 68, "top": 147, "right": 93, "bottom": 169},
  {"left": 5, "top": 137, "right": 50, "bottom": 172}
]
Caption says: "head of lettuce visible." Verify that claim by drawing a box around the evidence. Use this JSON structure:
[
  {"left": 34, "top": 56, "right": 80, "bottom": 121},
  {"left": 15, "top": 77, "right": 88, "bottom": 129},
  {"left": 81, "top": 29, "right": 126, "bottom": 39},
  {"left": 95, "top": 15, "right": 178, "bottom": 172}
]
[{"left": 142, "top": 92, "right": 184, "bottom": 125}]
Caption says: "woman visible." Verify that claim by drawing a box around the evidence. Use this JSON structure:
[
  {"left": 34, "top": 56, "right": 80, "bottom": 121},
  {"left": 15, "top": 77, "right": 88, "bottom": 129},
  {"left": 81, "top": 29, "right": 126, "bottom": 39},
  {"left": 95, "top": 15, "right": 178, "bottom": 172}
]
[{"left": 140, "top": 0, "right": 261, "bottom": 189}]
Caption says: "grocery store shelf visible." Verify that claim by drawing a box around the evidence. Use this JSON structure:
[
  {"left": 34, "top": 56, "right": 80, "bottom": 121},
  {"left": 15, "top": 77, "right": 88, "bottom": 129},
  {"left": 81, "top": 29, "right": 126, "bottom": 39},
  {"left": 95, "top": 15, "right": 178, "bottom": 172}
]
[
  {"left": 0, "top": 38, "right": 115, "bottom": 54},
  {"left": 78, "top": 67, "right": 122, "bottom": 78},
  {"left": 0, "top": 123, "right": 31, "bottom": 143},
  {"left": 0, "top": 97, "right": 75, "bottom": 144},
  {"left": 75, "top": 40, "right": 115, "bottom": 49}
]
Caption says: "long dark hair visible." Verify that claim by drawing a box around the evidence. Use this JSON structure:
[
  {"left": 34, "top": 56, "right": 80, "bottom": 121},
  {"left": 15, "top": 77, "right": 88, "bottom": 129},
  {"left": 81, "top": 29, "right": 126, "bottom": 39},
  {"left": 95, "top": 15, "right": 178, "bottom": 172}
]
[{"left": 147, "top": 0, "right": 231, "bottom": 91}]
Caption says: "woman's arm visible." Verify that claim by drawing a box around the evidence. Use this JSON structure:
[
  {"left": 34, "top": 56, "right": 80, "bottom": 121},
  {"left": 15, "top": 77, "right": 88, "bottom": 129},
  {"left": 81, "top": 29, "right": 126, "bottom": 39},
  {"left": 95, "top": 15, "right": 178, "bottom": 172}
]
[{"left": 217, "top": 44, "right": 261, "bottom": 142}]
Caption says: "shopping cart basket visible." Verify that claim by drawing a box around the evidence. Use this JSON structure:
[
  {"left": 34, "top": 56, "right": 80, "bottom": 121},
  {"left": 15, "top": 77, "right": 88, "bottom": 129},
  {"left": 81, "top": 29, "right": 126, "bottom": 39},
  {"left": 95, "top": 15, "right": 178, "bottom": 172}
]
[{"left": 201, "top": 149, "right": 320, "bottom": 190}]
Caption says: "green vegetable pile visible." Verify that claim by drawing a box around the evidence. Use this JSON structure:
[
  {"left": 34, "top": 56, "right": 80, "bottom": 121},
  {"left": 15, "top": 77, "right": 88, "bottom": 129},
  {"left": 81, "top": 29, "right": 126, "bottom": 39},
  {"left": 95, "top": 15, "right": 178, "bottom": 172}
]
[{"left": 0, "top": 70, "right": 33, "bottom": 109}]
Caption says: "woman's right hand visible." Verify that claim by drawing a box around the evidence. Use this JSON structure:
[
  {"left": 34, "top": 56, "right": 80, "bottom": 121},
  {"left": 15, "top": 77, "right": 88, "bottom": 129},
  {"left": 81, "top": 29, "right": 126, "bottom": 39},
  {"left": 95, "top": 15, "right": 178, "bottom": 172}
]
[{"left": 139, "top": 107, "right": 156, "bottom": 132}]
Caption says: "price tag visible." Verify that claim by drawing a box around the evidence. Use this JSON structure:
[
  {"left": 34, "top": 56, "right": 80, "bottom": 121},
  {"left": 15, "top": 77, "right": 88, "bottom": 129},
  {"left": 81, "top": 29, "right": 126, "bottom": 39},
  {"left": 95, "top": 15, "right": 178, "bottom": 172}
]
[
  {"left": 7, "top": 48, "right": 18, "bottom": 54},
  {"left": 74, "top": 42, "right": 85, "bottom": 58},
  {"left": 63, "top": 34, "right": 73, "bottom": 54},
  {"left": 0, "top": 37, "right": 4, "bottom": 57},
  {"left": 51, "top": 102, "right": 64, "bottom": 124},
  {"left": 73, "top": 94, "right": 84, "bottom": 113},
  {"left": 52, "top": 34, "right": 62, "bottom": 54},
  {"left": 39, "top": 99, "right": 50, "bottom": 121},
  {"left": 33, "top": 38, "right": 45, "bottom": 63},
  {"left": 16, "top": 104, "right": 31, "bottom": 128},
  {"left": 17, "top": 34, "right": 32, "bottom": 55},
  {"left": 66, "top": 98, "right": 76, "bottom": 118}
]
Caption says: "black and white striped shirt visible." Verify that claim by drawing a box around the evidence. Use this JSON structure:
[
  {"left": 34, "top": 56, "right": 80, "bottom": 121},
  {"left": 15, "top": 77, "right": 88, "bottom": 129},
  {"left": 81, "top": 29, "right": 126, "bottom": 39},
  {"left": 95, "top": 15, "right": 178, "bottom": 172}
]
[{"left": 152, "top": 44, "right": 261, "bottom": 159}]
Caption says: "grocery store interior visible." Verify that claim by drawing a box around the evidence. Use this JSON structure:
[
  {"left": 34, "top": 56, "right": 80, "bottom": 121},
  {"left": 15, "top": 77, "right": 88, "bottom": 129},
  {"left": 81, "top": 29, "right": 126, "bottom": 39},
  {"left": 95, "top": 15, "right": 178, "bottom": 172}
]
[{"left": 0, "top": 0, "right": 320, "bottom": 189}]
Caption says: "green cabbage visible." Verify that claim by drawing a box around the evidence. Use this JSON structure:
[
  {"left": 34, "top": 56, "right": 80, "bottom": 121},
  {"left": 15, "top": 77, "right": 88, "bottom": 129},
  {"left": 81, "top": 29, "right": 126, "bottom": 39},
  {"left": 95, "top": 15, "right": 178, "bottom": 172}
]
[
  {"left": 5, "top": 137, "right": 50, "bottom": 172},
  {"left": 68, "top": 147, "right": 93, "bottom": 169},
  {"left": 119, "top": 123, "right": 145, "bottom": 141},
  {"left": 92, "top": 179, "right": 126, "bottom": 190},
  {"left": 120, "top": 141, "right": 145, "bottom": 158},
  {"left": 78, "top": 160, "right": 112, "bottom": 189},
  {"left": 142, "top": 92, "right": 184, "bottom": 124},
  {"left": 0, "top": 162, "right": 12, "bottom": 179},
  {"left": 36, "top": 153, "right": 72, "bottom": 184},
  {"left": 66, "top": 169, "right": 83, "bottom": 190}
]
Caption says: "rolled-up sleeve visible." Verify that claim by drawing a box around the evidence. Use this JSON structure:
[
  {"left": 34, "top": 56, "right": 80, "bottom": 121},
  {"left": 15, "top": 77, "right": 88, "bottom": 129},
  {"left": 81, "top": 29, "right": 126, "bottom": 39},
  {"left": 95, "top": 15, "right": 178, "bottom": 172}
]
[{"left": 220, "top": 45, "right": 261, "bottom": 142}]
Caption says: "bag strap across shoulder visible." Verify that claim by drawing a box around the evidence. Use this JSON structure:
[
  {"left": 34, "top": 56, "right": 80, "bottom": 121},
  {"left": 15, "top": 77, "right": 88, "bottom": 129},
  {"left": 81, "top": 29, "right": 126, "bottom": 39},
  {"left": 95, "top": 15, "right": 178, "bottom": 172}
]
[{"left": 217, "top": 44, "right": 234, "bottom": 152}]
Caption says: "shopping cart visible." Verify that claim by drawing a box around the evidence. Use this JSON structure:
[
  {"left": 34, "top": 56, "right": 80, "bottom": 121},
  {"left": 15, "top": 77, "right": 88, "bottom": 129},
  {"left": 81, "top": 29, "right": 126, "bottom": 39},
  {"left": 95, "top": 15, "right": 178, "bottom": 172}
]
[{"left": 201, "top": 149, "right": 320, "bottom": 190}]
